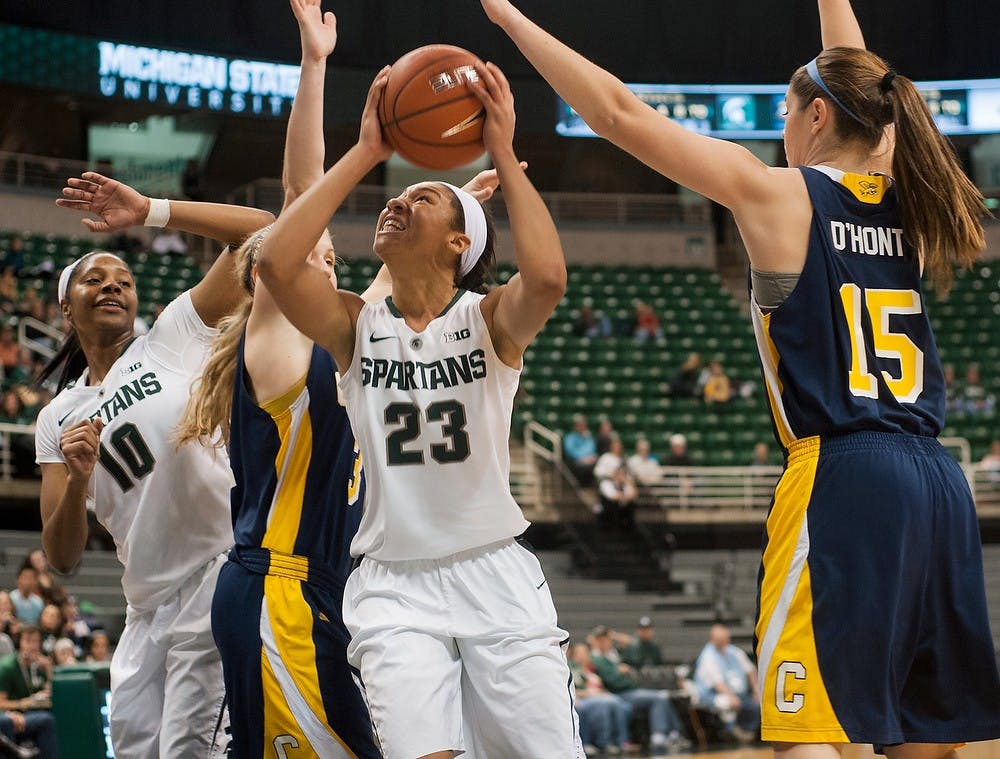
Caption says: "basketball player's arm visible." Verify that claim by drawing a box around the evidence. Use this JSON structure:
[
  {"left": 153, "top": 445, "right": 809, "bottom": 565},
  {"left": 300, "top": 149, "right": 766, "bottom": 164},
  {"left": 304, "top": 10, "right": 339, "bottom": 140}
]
[
  {"left": 472, "top": 63, "right": 565, "bottom": 362},
  {"left": 258, "top": 70, "right": 393, "bottom": 366},
  {"left": 479, "top": 1, "right": 774, "bottom": 212},
  {"left": 818, "top": 0, "right": 866, "bottom": 49},
  {"left": 39, "top": 419, "right": 104, "bottom": 574}
]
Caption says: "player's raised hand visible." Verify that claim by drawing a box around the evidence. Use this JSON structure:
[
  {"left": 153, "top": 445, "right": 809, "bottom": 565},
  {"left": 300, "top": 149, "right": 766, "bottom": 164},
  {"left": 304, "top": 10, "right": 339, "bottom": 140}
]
[
  {"left": 56, "top": 172, "right": 150, "bottom": 234},
  {"left": 60, "top": 418, "right": 104, "bottom": 481},
  {"left": 461, "top": 161, "right": 528, "bottom": 203},
  {"left": 479, "top": 0, "right": 517, "bottom": 24},
  {"left": 359, "top": 66, "right": 394, "bottom": 163},
  {"left": 290, "top": 0, "right": 337, "bottom": 63},
  {"left": 469, "top": 62, "right": 516, "bottom": 159}
]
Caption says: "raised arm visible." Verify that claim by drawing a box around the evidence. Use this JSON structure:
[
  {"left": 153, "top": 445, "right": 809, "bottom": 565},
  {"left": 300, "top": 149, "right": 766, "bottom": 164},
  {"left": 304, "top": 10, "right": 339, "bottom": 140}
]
[
  {"left": 256, "top": 70, "right": 392, "bottom": 368},
  {"left": 818, "top": 0, "right": 866, "bottom": 49},
  {"left": 473, "top": 62, "right": 564, "bottom": 362},
  {"left": 282, "top": 0, "right": 337, "bottom": 205},
  {"left": 478, "top": 1, "right": 772, "bottom": 211},
  {"left": 56, "top": 172, "right": 273, "bottom": 326}
]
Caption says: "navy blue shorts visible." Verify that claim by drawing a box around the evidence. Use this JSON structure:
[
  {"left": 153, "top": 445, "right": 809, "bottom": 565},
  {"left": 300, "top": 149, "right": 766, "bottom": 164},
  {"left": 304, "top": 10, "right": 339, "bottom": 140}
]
[
  {"left": 756, "top": 431, "right": 1000, "bottom": 745},
  {"left": 212, "top": 554, "right": 381, "bottom": 758}
]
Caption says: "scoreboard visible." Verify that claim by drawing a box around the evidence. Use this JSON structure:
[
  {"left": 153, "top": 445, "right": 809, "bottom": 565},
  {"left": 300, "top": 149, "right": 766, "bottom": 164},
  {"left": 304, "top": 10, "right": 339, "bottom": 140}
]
[{"left": 557, "top": 78, "right": 1000, "bottom": 140}]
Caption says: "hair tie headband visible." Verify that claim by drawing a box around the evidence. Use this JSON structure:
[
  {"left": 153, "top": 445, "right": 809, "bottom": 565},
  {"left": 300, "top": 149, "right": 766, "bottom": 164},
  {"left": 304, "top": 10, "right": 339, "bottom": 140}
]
[
  {"left": 57, "top": 257, "right": 85, "bottom": 304},
  {"left": 880, "top": 71, "right": 898, "bottom": 94},
  {"left": 440, "top": 183, "right": 487, "bottom": 279},
  {"left": 805, "top": 57, "right": 864, "bottom": 125}
]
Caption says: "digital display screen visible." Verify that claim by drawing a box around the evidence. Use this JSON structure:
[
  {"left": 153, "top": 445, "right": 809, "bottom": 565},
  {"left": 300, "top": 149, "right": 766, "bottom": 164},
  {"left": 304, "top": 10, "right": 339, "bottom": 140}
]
[
  {"left": 557, "top": 78, "right": 1000, "bottom": 139},
  {"left": 100, "top": 688, "right": 115, "bottom": 758},
  {"left": 0, "top": 24, "right": 299, "bottom": 118}
]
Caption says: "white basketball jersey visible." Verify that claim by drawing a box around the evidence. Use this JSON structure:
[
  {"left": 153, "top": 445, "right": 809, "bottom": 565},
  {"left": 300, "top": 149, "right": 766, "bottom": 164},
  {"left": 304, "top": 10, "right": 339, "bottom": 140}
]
[
  {"left": 36, "top": 292, "right": 234, "bottom": 611},
  {"left": 340, "top": 290, "right": 529, "bottom": 561}
]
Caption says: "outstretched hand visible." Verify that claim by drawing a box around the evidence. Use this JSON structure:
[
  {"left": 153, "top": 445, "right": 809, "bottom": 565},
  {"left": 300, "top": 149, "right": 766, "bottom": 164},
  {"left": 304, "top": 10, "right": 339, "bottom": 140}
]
[
  {"left": 290, "top": 0, "right": 337, "bottom": 62},
  {"left": 461, "top": 161, "right": 528, "bottom": 203},
  {"left": 469, "top": 61, "right": 516, "bottom": 159},
  {"left": 480, "top": 0, "right": 517, "bottom": 24},
  {"left": 358, "top": 66, "right": 394, "bottom": 163},
  {"left": 55, "top": 172, "right": 150, "bottom": 234}
]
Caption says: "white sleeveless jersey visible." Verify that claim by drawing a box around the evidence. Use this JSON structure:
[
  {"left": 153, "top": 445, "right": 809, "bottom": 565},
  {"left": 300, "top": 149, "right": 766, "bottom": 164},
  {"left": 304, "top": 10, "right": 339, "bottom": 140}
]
[
  {"left": 340, "top": 290, "right": 529, "bottom": 560},
  {"left": 36, "top": 291, "right": 234, "bottom": 611}
]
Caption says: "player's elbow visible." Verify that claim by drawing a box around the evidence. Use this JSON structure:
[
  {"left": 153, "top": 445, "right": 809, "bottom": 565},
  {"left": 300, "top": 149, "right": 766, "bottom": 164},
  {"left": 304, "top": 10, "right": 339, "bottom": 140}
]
[{"left": 526, "top": 266, "right": 567, "bottom": 304}]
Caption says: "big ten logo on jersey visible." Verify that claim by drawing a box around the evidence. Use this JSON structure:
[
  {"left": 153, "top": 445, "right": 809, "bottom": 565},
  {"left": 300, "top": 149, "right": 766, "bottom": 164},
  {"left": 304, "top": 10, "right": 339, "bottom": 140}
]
[
  {"left": 775, "top": 660, "right": 806, "bottom": 713},
  {"left": 443, "top": 327, "right": 471, "bottom": 343},
  {"left": 121, "top": 360, "right": 143, "bottom": 375}
]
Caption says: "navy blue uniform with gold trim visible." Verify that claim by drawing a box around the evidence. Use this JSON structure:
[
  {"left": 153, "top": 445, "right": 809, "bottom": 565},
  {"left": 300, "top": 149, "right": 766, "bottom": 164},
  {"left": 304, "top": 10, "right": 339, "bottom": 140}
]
[
  {"left": 212, "top": 334, "right": 380, "bottom": 758},
  {"left": 752, "top": 166, "right": 1000, "bottom": 746}
]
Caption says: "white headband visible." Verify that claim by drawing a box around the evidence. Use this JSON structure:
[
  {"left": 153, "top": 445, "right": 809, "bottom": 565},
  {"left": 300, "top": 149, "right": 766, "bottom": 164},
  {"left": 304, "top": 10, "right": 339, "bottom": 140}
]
[
  {"left": 57, "top": 257, "right": 85, "bottom": 304},
  {"left": 440, "top": 183, "right": 488, "bottom": 279}
]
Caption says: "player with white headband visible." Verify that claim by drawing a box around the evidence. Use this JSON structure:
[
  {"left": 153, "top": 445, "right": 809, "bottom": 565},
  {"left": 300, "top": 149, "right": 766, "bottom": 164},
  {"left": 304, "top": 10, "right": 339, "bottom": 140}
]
[{"left": 255, "top": 60, "right": 583, "bottom": 758}]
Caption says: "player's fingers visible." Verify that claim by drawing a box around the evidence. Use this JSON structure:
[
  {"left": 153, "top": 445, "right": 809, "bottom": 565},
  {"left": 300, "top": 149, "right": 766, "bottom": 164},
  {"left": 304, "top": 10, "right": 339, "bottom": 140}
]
[
  {"left": 323, "top": 11, "right": 336, "bottom": 29},
  {"left": 79, "top": 172, "right": 107, "bottom": 184},
  {"left": 486, "top": 61, "right": 511, "bottom": 97},
  {"left": 66, "top": 177, "right": 99, "bottom": 192},
  {"left": 61, "top": 186, "right": 92, "bottom": 201},
  {"left": 81, "top": 219, "right": 109, "bottom": 233},
  {"left": 55, "top": 199, "right": 92, "bottom": 211},
  {"left": 93, "top": 418, "right": 104, "bottom": 433},
  {"left": 473, "top": 61, "right": 500, "bottom": 99}
]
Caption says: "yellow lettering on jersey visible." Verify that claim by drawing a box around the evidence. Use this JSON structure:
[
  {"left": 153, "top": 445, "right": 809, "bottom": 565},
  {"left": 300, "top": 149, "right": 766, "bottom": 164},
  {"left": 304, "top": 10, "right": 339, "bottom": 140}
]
[
  {"left": 841, "top": 172, "right": 887, "bottom": 204},
  {"left": 347, "top": 443, "right": 363, "bottom": 506}
]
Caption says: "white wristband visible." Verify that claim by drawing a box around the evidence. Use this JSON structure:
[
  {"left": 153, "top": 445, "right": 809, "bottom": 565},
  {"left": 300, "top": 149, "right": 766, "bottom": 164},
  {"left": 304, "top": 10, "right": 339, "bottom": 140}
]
[{"left": 143, "top": 197, "right": 171, "bottom": 227}]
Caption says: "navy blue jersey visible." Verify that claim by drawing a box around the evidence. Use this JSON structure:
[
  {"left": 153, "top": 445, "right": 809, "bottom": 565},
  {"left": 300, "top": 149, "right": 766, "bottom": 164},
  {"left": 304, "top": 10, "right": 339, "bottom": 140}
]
[
  {"left": 228, "top": 334, "right": 364, "bottom": 584},
  {"left": 751, "top": 166, "right": 945, "bottom": 450}
]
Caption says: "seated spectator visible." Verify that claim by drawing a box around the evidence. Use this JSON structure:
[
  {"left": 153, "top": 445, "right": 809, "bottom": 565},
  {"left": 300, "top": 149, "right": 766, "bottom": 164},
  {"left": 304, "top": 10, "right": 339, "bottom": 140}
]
[
  {"left": 8, "top": 569, "right": 42, "bottom": 626},
  {"left": 703, "top": 359, "right": 733, "bottom": 405},
  {"left": 595, "top": 418, "right": 617, "bottom": 456},
  {"left": 58, "top": 599, "right": 91, "bottom": 651},
  {"left": 0, "top": 272, "right": 18, "bottom": 311},
  {"left": 632, "top": 301, "right": 664, "bottom": 342},
  {"left": 594, "top": 437, "right": 626, "bottom": 481},
  {"left": 0, "top": 625, "right": 57, "bottom": 759},
  {"left": 2, "top": 236, "right": 25, "bottom": 275},
  {"left": 573, "top": 299, "right": 613, "bottom": 338},
  {"left": 86, "top": 631, "right": 112, "bottom": 664},
  {"left": 665, "top": 434, "right": 692, "bottom": 467},
  {"left": 3, "top": 348, "right": 34, "bottom": 390},
  {"left": 564, "top": 414, "right": 599, "bottom": 485},
  {"left": 943, "top": 364, "right": 964, "bottom": 416},
  {"left": 0, "top": 395, "right": 37, "bottom": 478},
  {"left": 0, "top": 325, "right": 18, "bottom": 374},
  {"left": 568, "top": 642, "right": 632, "bottom": 756},
  {"left": 52, "top": 638, "right": 77, "bottom": 667},
  {"left": 620, "top": 617, "right": 665, "bottom": 670},
  {"left": 693, "top": 624, "right": 759, "bottom": 744},
  {"left": 21, "top": 553, "right": 63, "bottom": 608},
  {"left": 957, "top": 363, "right": 995, "bottom": 416},
  {"left": 627, "top": 438, "right": 662, "bottom": 487},
  {"left": 35, "top": 607, "right": 62, "bottom": 660},
  {"left": 669, "top": 352, "right": 705, "bottom": 398},
  {"left": 749, "top": 442, "right": 771, "bottom": 467},
  {"left": 591, "top": 626, "right": 690, "bottom": 755},
  {"left": 982, "top": 440, "right": 1000, "bottom": 481},
  {"left": 0, "top": 593, "right": 18, "bottom": 642},
  {"left": 598, "top": 466, "right": 639, "bottom": 530}
]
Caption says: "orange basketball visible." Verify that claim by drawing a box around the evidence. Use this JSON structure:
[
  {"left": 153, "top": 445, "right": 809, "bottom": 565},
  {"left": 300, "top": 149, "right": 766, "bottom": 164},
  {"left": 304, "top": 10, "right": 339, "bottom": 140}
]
[{"left": 379, "top": 45, "right": 486, "bottom": 170}]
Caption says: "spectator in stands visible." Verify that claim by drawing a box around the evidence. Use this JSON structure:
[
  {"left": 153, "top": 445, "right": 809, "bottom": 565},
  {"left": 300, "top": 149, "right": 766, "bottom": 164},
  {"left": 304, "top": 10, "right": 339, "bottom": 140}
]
[
  {"left": 0, "top": 325, "right": 19, "bottom": 374},
  {"left": 669, "top": 352, "right": 706, "bottom": 399},
  {"left": 594, "top": 436, "right": 626, "bottom": 480},
  {"left": 58, "top": 599, "right": 90, "bottom": 651},
  {"left": 749, "top": 442, "right": 770, "bottom": 467},
  {"left": 0, "top": 594, "right": 18, "bottom": 644},
  {"left": 693, "top": 624, "right": 759, "bottom": 744},
  {"left": 620, "top": 617, "right": 665, "bottom": 669},
  {"left": 573, "top": 298, "right": 613, "bottom": 338},
  {"left": 2, "top": 236, "right": 25, "bottom": 276},
  {"left": 8, "top": 570, "right": 42, "bottom": 627},
  {"left": 590, "top": 626, "right": 690, "bottom": 755},
  {"left": 182, "top": 159, "right": 205, "bottom": 202},
  {"left": 569, "top": 642, "right": 632, "bottom": 756},
  {"left": 982, "top": 440, "right": 1000, "bottom": 482},
  {"left": 627, "top": 438, "right": 662, "bottom": 487},
  {"left": 0, "top": 272, "right": 19, "bottom": 311},
  {"left": 0, "top": 625, "right": 57, "bottom": 759},
  {"left": 34, "top": 607, "right": 62, "bottom": 660},
  {"left": 665, "top": 434, "right": 692, "bottom": 467},
  {"left": 958, "top": 363, "right": 995, "bottom": 416},
  {"left": 943, "top": 363, "right": 963, "bottom": 416},
  {"left": 21, "top": 554, "right": 61, "bottom": 610},
  {"left": 150, "top": 229, "right": 188, "bottom": 256},
  {"left": 598, "top": 466, "right": 639, "bottom": 530},
  {"left": 703, "top": 359, "right": 733, "bottom": 405},
  {"left": 595, "top": 417, "right": 617, "bottom": 455},
  {"left": 632, "top": 301, "right": 664, "bottom": 342},
  {"left": 52, "top": 638, "right": 77, "bottom": 667},
  {"left": 85, "top": 631, "right": 111, "bottom": 664},
  {"left": 4, "top": 348, "right": 34, "bottom": 390},
  {"left": 0, "top": 392, "right": 36, "bottom": 478},
  {"left": 564, "top": 413, "right": 599, "bottom": 485}
]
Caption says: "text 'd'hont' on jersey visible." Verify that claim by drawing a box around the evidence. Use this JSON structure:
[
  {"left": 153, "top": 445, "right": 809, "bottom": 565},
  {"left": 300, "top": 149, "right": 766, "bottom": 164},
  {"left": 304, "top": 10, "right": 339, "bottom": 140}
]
[{"left": 751, "top": 166, "right": 945, "bottom": 450}]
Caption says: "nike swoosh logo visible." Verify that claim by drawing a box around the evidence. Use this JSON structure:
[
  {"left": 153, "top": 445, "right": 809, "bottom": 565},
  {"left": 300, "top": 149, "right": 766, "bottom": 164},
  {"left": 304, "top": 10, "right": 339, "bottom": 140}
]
[
  {"left": 441, "top": 108, "right": 486, "bottom": 138},
  {"left": 536, "top": 580, "right": 547, "bottom": 590},
  {"left": 369, "top": 333, "right": 398, "bottom": 343},
  {"left": 57, "top": 410, "right": 74, "bottom": 426}
]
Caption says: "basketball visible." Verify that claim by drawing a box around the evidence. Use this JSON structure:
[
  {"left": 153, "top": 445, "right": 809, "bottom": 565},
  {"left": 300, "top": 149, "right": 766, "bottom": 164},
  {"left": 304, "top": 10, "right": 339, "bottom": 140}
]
[{"left": 379, "top": 44, "right": 487, "bottom": 170}]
